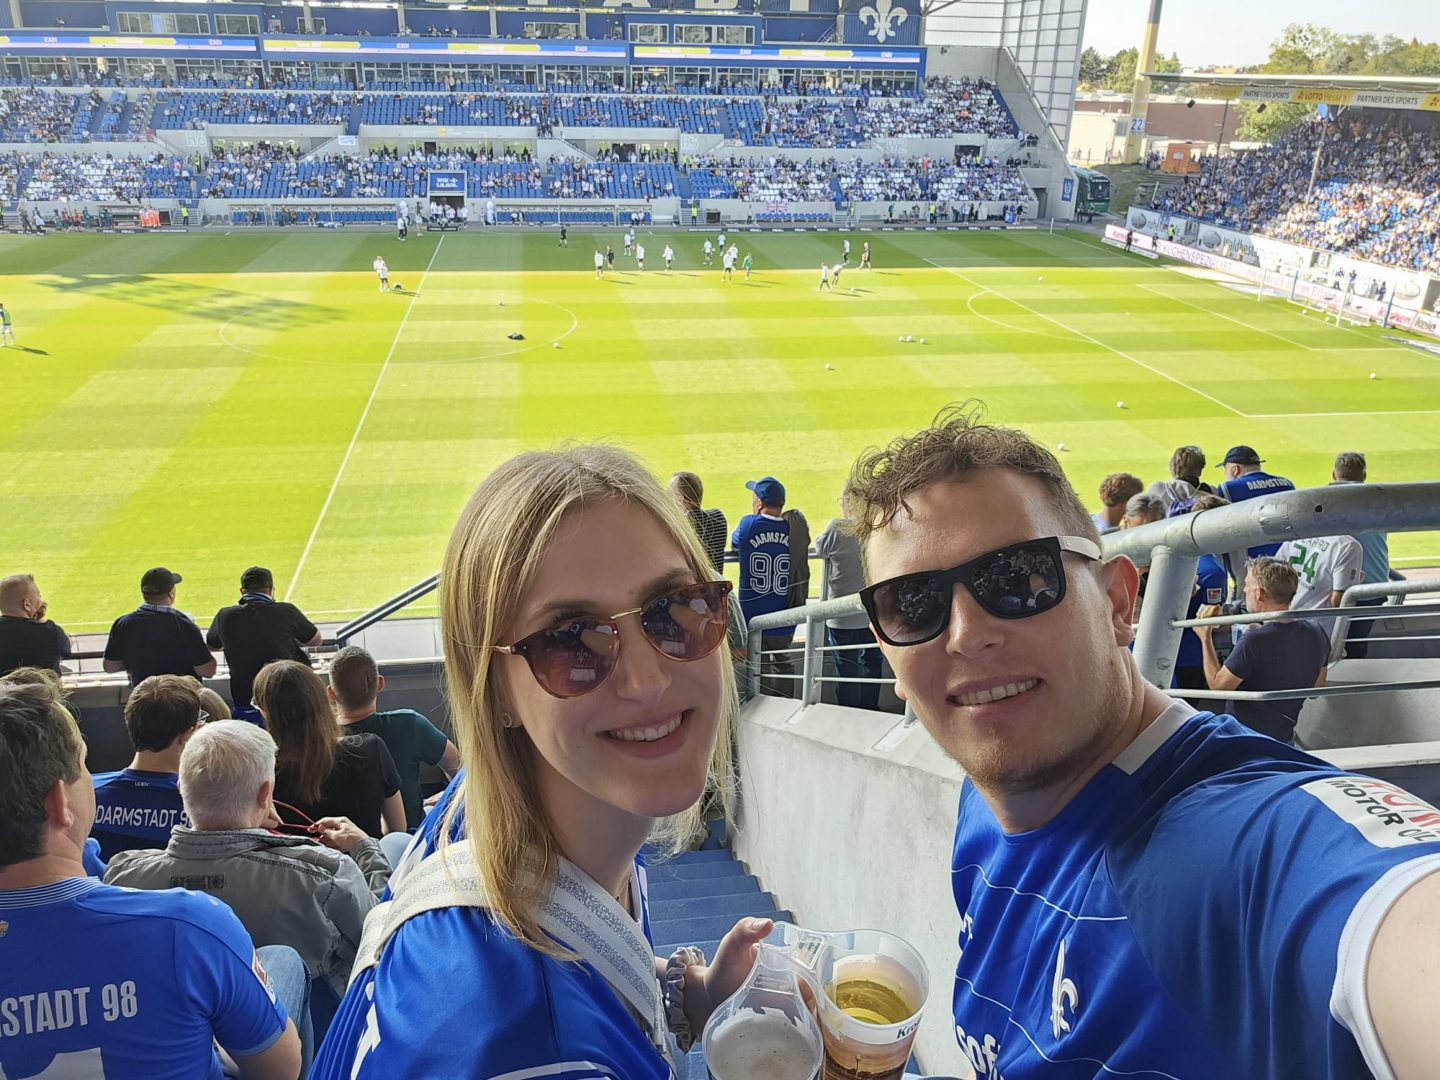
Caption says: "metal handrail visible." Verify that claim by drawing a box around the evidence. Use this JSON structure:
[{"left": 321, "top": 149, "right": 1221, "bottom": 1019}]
[
  {"left": 741, "top": 482, "right": 1440, "bottom": 708},
  {"left": 1329, "top": 577, "right": 1440, "bottom": 663}
]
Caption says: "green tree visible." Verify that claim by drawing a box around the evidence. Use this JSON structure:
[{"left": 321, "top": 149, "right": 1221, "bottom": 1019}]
[
  {"left": 1101, "top": 48, "right": 1180, "bottom": 94},
  {"left": 1078, "top": 46, "right": 1107, "bottom": 87}
]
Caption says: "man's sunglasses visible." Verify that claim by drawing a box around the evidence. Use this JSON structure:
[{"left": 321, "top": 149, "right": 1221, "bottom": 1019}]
[
  {"left": 492, "top": 580, "right": 732, "bottom": 700},
  {"left": 860, "top": 536, "right": 1102, "bottom": 648}
]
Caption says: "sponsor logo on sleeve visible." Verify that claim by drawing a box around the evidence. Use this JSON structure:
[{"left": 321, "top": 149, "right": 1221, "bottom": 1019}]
[{"left": 1301, "top": 777, "right": 1440, "bottom": 847}]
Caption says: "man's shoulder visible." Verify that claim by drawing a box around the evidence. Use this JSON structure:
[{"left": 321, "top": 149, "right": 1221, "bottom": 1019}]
[{"left": 77, "top": 878, "right": 248, "bottom": 935}]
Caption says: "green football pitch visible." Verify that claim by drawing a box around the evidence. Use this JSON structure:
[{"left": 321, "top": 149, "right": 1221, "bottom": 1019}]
[{"left": 3, "top": 226, "right": 1437, "bottom": 631}]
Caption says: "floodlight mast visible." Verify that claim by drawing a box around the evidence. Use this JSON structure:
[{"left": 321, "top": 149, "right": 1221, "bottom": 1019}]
[{"left": 1123, "top": 0, "right": 1164, "bottom": 164}]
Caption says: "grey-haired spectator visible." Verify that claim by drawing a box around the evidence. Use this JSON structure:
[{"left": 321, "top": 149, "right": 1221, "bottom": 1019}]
[
  {"left": 207, "top": 566, "right": 322, "bottom": 707},
  {"left": 103, "top": 567, "right": 217, "bottom": 686},
  {"left": 1329, "top": 451, "right": 1392, "bottom": 657},
  {"left": 670, "top": 470, "right": 728, "bottom": 574},
  {"left": 1093, "top": 473, "right": 1143, "bottom": 534},
  {"left": 105, "top": 719, "right": 390, "bottom": 1003},
  {"left": 1197, "top": 557, "right": 1330, "bottom": 745},
  {"left": 0, "top": 680, "right": 305, "bottom": 1080},
  {"left": 0, "top": 573, "right": 72, "bottom": 678},
  {"left": 1122, "top": 492, "right": 1167, "bottom": 530}
]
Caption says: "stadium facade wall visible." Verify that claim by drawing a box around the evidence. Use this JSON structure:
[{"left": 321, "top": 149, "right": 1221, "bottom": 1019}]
[{"left": 1124, "top": 207, "right": 1440, "bottom": 313}]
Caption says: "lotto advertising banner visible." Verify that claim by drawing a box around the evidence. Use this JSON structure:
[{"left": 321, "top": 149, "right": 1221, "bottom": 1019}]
[
  {"left": 1237, "top": 84, "right": 1440, "bottom": 113},
  {"left": 840, "top": 0, "right": 919, "bottom": 46}
]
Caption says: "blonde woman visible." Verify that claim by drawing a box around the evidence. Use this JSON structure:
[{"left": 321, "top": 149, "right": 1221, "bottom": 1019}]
[{"left": 312, "top": 447, "right": 770, "bottom": 1079}]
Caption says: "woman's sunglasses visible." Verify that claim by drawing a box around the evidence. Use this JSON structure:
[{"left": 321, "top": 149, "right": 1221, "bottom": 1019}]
[
  {"left": 492, "top": 580, "right": 733, "bottom": 700},
  {"left": 271, "top": 799, "right": 319, "bottom": 836},
  {"left": 859, "top": 536, "right": 1102, "bottom": 648}
]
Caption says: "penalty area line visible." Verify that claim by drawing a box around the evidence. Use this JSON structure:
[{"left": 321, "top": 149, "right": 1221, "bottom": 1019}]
[
  {"left": 925, "top": 260, "right": 1246, "bottom": 417},
  {"left": 286, "top": 234, "right": 446, "bottom": 601}
]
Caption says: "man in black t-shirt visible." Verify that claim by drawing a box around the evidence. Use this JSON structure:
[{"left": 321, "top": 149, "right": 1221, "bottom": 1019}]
[
  {"left": 103, "top": 568, "right": 217, "bottom": 687},
  {"left": 0, "top": 573, "right": 72, "bottom": 677},
  {"left": 206, "top": 567, "right": 322, "bottom": 706}
]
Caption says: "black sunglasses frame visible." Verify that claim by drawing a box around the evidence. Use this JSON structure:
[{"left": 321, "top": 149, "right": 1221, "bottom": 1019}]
[
  {"left": 859, "top": 535, "right": 1103, "bottom": 648},
  {"left": 492, "top": 579, "right": 733, "bottom": 700}
]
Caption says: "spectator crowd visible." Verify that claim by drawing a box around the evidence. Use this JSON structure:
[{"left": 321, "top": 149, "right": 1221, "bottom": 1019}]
[{"left": 1153, "top": 110, "right": 1440, "bottom": 275}]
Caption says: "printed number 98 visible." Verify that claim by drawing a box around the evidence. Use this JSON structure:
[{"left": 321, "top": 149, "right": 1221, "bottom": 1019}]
[
  {"left": 748, "top": 553, "right": 790, "bottom": 596},
  {"left": 103, "top": 982, "right": 138, "bottom": 1020}
]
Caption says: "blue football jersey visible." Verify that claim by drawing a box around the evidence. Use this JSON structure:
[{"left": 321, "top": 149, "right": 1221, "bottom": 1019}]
[
  {"left": 312, "top": 773, "right": 672, "bottom": 1080},
  {"left": 731, "top": 512, "right": 791, "bottom": 623},
  {"left": 950, "top": 703, "right": 1440, "bottom": 1078},
  {"left": 1217, "top": 471, "right": 1296, "bottom": 559},
  {"left": 0, "top": 879, "right": 289, "bottom": 1079},
  {"left": 90, "top": 769, "right": 191, "bottom": 861}
]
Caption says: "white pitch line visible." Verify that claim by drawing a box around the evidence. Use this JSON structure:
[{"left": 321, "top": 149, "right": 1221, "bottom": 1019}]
[
  {"left": 1244, "top": 409, "right": 1440, "bottom": 419},
  {"left": 286, "top": 235, "right": 446, "bottom": 601},
  {"left": 1134, "top": 282, "right": 1327, "bottom": 352},
  {"left": 924, "top": 259, "right": 1246, "bottom": 416}
]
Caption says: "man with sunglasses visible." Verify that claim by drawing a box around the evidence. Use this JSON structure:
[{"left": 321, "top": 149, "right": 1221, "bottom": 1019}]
[{"left": 847, "top": 406, "right": 1440, "bottom": 1079}]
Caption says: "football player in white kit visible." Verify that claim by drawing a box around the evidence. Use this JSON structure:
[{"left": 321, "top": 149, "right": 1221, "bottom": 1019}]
[
  {"left": 703, "top": 239, "right": 713, "bottom": 265},
  {"left": 663, "top": 244, "right": 675, "bottom": 271},
  {"left": 373, "top": 256, "right": 389, "bottom": 291}
]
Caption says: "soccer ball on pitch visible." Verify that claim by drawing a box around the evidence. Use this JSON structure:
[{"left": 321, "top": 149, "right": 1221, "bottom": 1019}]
[
  {"left": 554, "top": 342, "right": 561, "bottom": 349},
  {"left": 1037, "top": 276, "right": 1044, "bottom": 283},
  {"left": 905, "top": 335, "right": 913, "bottom": 343},
  {"left": 1116, "top": 401, "right": 1125, "bottom": 408},
  {"left": 824, "top": 363, "right": 833, "bottom": 370},
  {"left": 1369, "top": 372, "right": 1377, "bottom": 379},
  {"left": 499, "top": 300, "right": 505, "bottom": 306},
  {"left": 919, "top": 338, "right": 926, "bottom": 345},
  {"left": 1057, "top": 442, "right": 1067, "bottom": 451},
  {"left": 898, "top": 335, "right": 904, "bottom": 342},
  {"left": 392, "top": 283, "right": 403, "bottom": 291}
]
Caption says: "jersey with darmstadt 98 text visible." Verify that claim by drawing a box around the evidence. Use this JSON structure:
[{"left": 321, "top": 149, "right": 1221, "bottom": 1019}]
[
  {"left": 950, "top": 703, "right": 1440, "bottom": 1079},
  {"left": 0, "top": 879, "right": 289, "bottom": 1080},
  {"left": 311, "top": 774, "right": 671, "bottom": 1080}
]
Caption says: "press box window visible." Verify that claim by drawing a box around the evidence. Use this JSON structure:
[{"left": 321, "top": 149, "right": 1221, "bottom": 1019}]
[
  {"left": 116, "top": 11, "right": 211, "bottom": 34},
  {"left": 214, "top": 14, "right": 260, "bottom": 35},
  {"left": 629, "top": 23, "right": 667, "bottom": 43}
]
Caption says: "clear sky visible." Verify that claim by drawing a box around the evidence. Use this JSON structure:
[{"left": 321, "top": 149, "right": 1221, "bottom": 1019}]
[{"left": 1081, "top": 0, "right": 1440, "bottom": 68}]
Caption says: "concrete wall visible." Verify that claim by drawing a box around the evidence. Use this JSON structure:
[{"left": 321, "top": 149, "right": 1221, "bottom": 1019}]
[{"left": 730, "top": 696, "right": 968, "bottom": 1076}]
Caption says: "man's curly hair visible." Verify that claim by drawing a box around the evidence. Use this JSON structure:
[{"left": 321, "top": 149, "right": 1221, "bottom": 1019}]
[{"left": 843, "top": 402, "right": 1099, "bottom": 555}]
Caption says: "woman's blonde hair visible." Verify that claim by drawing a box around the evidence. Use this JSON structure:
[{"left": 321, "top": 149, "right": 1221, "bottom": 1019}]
[{"left": 439, "top": 445, "right": 736, "bottom": 957}]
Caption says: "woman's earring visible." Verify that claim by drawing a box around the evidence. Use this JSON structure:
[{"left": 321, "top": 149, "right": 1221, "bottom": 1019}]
[{"left": 500, "top": 712, "right": 517, "bottom": 729}]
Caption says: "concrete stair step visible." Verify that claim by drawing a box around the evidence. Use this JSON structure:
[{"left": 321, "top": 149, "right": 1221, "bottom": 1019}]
[{"left": 647, "top": 875, "right": 761, "bottom": 902}]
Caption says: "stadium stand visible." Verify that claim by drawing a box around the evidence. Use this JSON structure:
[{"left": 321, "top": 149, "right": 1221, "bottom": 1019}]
[{"left": 1152, "top": 110, "right": 1440, "bottom": 275}]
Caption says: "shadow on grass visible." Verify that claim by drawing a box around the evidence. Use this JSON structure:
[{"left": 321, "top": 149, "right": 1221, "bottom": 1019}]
[
  {"left": 7, "top": 345, "right": 50, "bottom": 354},
  {"left": 43, "top": 273, "right": 342, "bottom": 329}
]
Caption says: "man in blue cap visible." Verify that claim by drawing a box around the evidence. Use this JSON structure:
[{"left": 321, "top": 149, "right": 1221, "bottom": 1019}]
[
  {"left": 1216, "top": 444, "right": 1294, "bottom": 596},
  {"left": 733, "top": 477, "right": 796, "bottom": 696}
]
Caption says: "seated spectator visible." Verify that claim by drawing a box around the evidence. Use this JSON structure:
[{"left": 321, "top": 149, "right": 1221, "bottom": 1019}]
[
  {"left": 1093, "top": 473, "right": 1143, "bottom": 534},
  {"left": 1274, "top": 533, "right": 1365, "bottom": 614},
  {"left": 90, "top": 674, "right": 204, "bottom": 860},
  {"left": 1122, "top": 492, "right": 1167, "bottom": 530},
  {"left": 207, "top": 566, "right": 322, "bottom": 706},
  {"left": 105, "top": 719, "right": 389, "bottom": 1002},
  {"left": 200, "top": 685, "right": 233, "bottom": 721},
  {"left": 0, "top": 680, "right": 303, "bottom": 1080},
  {"left": 1196, "top": 557, "right": 1330, "bottom": 745},
  {"left": 0, "top": 573, "right": 72, "bottom": 677},
  {"left": 1148, "top": 445, "right": 1211, "bottom": 514},
  {"left": 670, "top": 470, "right": 728, "bottom": 574},
  {"left": 815, "top": 509, "right": 882, "bottom": 711},
  {"left": 326, "top": 645, "right": 458, "bottom": 830},
  {"left": 253, "top": 659, "right": 406, "bottom": 839},
  {"left": 103, "top": 567, "right": 217, "bottom": 685}
]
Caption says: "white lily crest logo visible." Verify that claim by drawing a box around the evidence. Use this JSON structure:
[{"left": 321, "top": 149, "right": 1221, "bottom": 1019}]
[
  {"left": 858, "top": 0, "right": 908, "bottom": 43},
  {"left": 1050, "top": 938, "right": 1080, "bottom": 1040}
]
